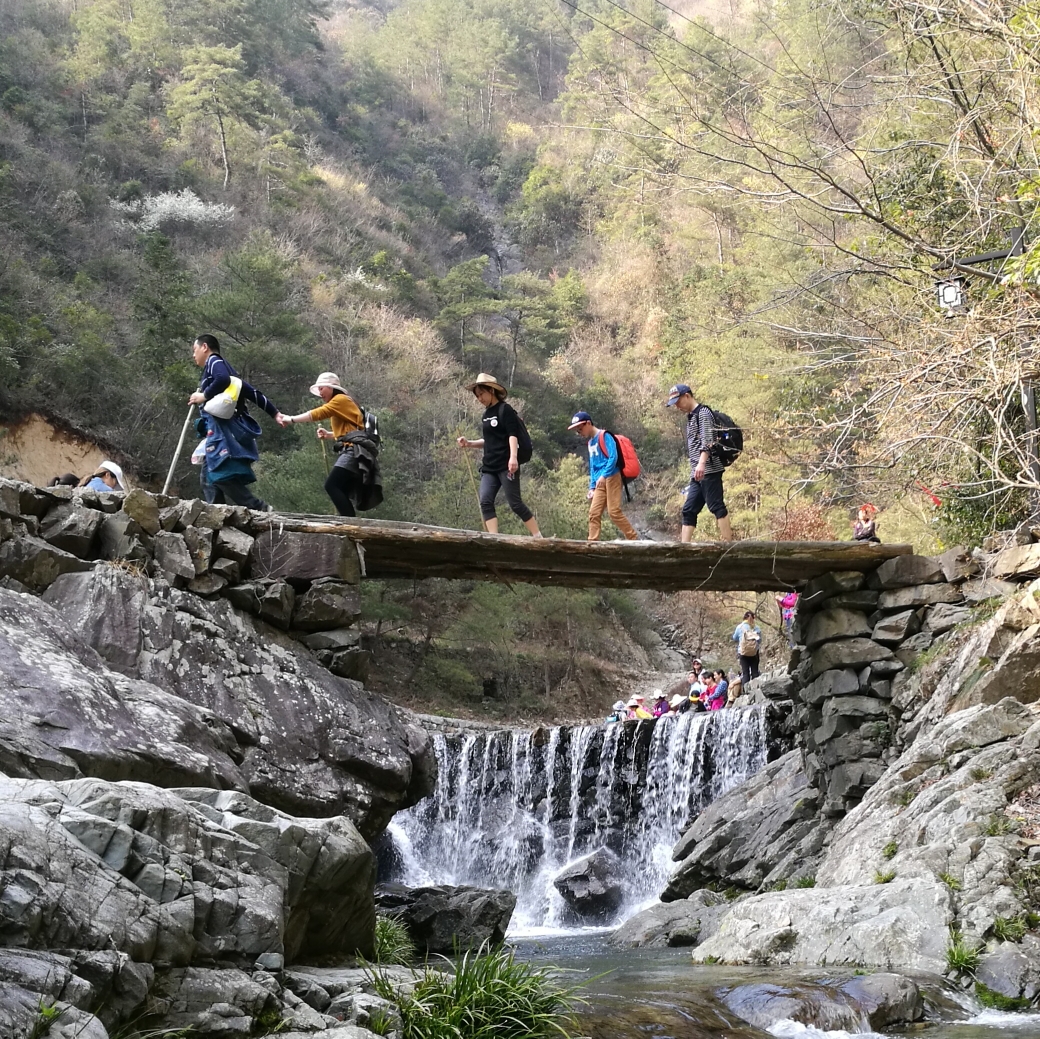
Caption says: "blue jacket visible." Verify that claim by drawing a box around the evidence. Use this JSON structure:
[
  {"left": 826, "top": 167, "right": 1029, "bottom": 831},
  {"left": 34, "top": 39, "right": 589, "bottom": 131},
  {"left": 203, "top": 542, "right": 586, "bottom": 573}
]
[
  {"left": 200, "top": 354, "right": 280, "bottom": 418},
  {"left": 196, "top": 413, "right": 262, "bottom": 484},
  {"left": 588, "top": 430, "right": 619, "bottom": 489}
]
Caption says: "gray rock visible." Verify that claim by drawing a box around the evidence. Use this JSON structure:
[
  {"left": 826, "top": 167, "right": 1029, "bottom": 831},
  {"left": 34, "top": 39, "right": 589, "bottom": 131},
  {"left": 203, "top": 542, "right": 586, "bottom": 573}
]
[
  {"left": 821, "top": 589, "right": 880, "bottom": 612},
  {"left": 693, "top": 879, "right": 953, "bottom": 972},
  {"left": 323, "top": 648, "right": 371, "bottom": 682},
  {"left": 252, "top": 530, "right": 361, "bottom": 582},
  {"left": 182, "top": 526, "right": 214, "bottom": 576},
  {"left": 870, "top": 555, "right": 944, "bottom": 589},
  {"left": 153, "top": 532, "right": 195, "bottom": 583},
  {"left": 0, "top": 535, "right": 91, "bottom": 590},
  {"left": 801, "top": 572, "right": 865, "bottom": 610},
  {"left": 211, "top": 557, "right": 242, "bottom": 584},
  {"left": 810, "top": 639, "right": 894, "bottom": 678},
  {"left": 878, "top": 583, "right": 965, "bottom": 612},
  {"left": 151, "top": 967, "right": 276, "bottom": 1037},
  {"left": 303, "top": 628, "right": 362, "bottom": 651},
  {"left": 924, "top": 603, "right": 973, "bottom": 635},
  {"left": 976, "top": 935, "right": 1040, "bottom": 1000},
  {"left": 121, "top": 489, "right": 161, "bottom": 536},
  {"left": 224, "top": 579, "right": 295, "bottom": 629},
  {"left": 993, "top": 544, "right": 1040, "bottom": 579},
  {"left": 552, "top": 848, "right": 624, "bottom": 921},
  {"left": 938, "top": 546, "right": 980, "bottom": 584},
  {"left": 188, "top": 572, "right": 226, "bottom": 597},
  {"left": 746, "top": 671, "right": 795, "bottom": 701},
  {"left": 610, "top": 890, "right": 727, "bottom": 947},
  {"left": 292, "top": 578, "right": 361, "bottom": 632},
  {"left": 98, "top": 512, "right": 145, "bottom": 562},
  {"left": 806, "top": 609, "right": 872, "bottom": 649},
  {"left": 962, "top": 577, "right": 1018, "bottom": 602},
  {"left": 39, "top": 502, "right": 104, "bottom": 556},
  {"left": 895, "top": 631, "right": 935, "bottom": 666},
  {"left": 216, "top": 527, "right": 255, "bottom": 566},
  {"left": 801, "top": 669, "right": 859, "bottom": 706},
  {"left": 375, "top": 884, "right": 516, "bottom": 953},
  {"left": 664, "top": 751, "right": 824, "bottom": 899},
  {"left": 872, "top": 609, "right": 922, "bottom": 645}
]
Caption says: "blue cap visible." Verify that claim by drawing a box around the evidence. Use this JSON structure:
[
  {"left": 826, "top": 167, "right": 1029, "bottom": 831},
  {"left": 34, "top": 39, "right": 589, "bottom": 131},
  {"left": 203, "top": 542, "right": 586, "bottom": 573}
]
[
  {"left": 666, "top": 383, "right": 692, "bottom": 406},
  {"left": 568, "top": 411, "right": 593, "bottom": 429}
]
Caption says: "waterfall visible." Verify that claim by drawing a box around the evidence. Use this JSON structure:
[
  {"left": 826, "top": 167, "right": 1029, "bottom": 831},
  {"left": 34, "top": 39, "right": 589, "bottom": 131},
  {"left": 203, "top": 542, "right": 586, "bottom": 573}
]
[{"left": 391, "top": 706, "right": 772, "bottom": 932}]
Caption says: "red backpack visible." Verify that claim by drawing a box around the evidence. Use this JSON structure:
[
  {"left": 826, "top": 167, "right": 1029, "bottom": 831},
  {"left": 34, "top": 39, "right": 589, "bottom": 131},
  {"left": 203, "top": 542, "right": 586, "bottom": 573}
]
[{"left": 597, "top": 430, "right": 641, "bottom": 482}]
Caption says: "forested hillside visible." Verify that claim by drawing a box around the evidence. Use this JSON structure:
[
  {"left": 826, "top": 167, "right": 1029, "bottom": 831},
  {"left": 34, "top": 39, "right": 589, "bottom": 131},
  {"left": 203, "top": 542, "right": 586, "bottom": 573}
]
[{"left": 2, "top": 0, "right": 1037, "bottom": 715}]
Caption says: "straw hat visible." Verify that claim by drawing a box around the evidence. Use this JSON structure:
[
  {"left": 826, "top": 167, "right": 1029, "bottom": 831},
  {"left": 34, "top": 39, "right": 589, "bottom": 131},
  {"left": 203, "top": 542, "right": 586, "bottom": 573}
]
[
  {"left": 669, "top": 693, "right": 686, "bottom": 708},
  {"left": 464, "top": 373, "right": 508, "bottom": 399},
  {"left": 95, "top": 460, "right": 125, "bottom": 490},
  {"left": 309, "top": 372, "right": 344, "bottom": 397}
]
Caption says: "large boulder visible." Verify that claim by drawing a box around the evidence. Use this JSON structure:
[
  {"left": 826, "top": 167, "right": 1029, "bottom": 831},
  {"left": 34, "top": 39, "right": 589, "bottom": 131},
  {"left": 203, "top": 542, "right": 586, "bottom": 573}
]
[
  {"left": 36, "top": 567, "right": 435, "bottom": 836},
  {"left": 0, "top": 774, "right": 376, "bottom": 966},
  {"left": 692, "top": 878, "right": 953, "bottom": 973},
  {"left": 663, "top": 751, "right": 824, "bottom": 899},
  {"left": 375, "top": 883, "right": 516, "bottom": 953},
  {"left": 610, "top": 890, "right": 728, "bottom": 948},
  {"left": 552, "top": 847, "right": 624, "bottom": 921}
]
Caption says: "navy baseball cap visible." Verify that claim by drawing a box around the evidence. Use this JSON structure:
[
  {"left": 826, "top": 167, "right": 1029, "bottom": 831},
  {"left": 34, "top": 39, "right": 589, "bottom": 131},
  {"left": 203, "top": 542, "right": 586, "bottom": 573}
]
[
  {"left": 568, "top": 411, "right": 593, "bottom": 429},
  {"left": 666, "top": 383, "right": 692, "bottom": 406}
]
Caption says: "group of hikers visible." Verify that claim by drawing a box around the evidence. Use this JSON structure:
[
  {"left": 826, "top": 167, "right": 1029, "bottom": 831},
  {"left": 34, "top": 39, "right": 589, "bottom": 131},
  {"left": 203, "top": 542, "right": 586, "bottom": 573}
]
[{"left": 48, "top": 338, "right": 887, "bottom": 547}]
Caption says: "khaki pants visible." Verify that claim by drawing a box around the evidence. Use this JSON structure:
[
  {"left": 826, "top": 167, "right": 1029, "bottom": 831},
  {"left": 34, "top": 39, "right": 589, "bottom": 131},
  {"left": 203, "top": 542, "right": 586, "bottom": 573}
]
[{"left": 589, "top": 473, "right": 638, "bottom": 540}]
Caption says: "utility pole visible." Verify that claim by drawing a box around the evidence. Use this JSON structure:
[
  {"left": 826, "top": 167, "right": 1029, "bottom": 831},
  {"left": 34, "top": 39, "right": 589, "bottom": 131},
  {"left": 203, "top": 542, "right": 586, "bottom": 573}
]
[{"left": 934, "top": 227, "right": 1040, "bottom": 513}]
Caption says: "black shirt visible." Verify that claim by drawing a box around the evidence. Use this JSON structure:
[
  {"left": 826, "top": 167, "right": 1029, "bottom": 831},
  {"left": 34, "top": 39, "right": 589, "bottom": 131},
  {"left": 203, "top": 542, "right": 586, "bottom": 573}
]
[{"left": 481, "top": 401, "right": 522, "bottom": 473}]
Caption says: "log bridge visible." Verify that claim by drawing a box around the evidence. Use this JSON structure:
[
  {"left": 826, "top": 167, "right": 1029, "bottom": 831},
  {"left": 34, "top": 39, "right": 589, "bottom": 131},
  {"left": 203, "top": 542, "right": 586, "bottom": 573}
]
[{"left": 254, "top": 514, "right": 910, "bottom": 593}]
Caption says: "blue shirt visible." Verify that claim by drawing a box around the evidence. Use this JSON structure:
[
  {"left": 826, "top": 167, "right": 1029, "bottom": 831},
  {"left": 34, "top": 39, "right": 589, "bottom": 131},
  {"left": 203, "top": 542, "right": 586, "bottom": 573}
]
[
  {"left": 588, "top": 430, "right": 619, "bottom": 488},
  {"left": 84, "top": 477, "right": 112, "bottom": 492}
]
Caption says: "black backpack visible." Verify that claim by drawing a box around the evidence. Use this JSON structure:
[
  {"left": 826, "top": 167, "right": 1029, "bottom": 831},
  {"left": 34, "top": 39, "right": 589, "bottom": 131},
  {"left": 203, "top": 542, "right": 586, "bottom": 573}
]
[
  {"left": 710, "top": 409, "right": 743, "bottom": 467},
  {"left": 498, "top": 402, "right": 533, "bottom": 464}
]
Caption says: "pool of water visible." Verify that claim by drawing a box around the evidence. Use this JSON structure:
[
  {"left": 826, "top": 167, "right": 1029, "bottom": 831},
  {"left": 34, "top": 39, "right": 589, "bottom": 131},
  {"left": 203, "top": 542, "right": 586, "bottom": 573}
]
[{"left": 510, "top": 935, "right": 1040, "bottom": 1039}]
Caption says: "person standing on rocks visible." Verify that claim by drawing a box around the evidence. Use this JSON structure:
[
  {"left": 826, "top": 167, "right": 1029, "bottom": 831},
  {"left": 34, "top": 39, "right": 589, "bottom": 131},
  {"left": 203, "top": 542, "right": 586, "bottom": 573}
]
[
  {"left": 732, "top": 610, "right": 762, "bottom": 687},
  {"left": 567, "top": 410, "right": 639, "bottom": 541},
  {"left": 277, "top": 372, "right": 381, "bottom": 516},
  {"left": 665, "top": 383, "right": 733, "bottom": 542},
  {"left": 457, "top": 373, "right": 542, "bottom": 536},
  {"left": 188, "top": 334, "right": 286, "bottom": 512}
]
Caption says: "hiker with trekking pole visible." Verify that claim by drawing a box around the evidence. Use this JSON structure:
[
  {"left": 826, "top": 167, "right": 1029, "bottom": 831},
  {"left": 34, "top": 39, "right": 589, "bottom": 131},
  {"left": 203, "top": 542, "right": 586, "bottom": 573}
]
[
  {"left": 456, "top": 373, "right": 542, "bottom": 537},
  {"left": 183, "top": 334, "right": 287, "bottom": 512},
  {"left": 276, "top": 372, "right": 383, "bottom": 516}
]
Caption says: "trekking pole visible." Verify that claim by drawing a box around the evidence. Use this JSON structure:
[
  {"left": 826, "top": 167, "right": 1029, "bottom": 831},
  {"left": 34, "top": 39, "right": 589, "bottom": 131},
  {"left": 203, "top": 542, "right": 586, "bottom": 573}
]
[
  {"left": 162, "top": 405, "right": 195, "bottom": 496},
  {"left": 320, "top": 429, "right": 331, "bottom": 476},
  {"left": 463, "top": 450, "right": 488, "bottom": 533}
]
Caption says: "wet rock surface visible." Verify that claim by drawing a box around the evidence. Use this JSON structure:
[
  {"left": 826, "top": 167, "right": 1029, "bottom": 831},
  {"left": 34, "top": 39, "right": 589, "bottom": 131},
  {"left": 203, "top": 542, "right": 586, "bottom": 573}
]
[
  {"left": 374, "top": 883, "right": 516, "bottom": 953},
  {"left": 552, "top": 847, "right": 624, "bottom": 921}
]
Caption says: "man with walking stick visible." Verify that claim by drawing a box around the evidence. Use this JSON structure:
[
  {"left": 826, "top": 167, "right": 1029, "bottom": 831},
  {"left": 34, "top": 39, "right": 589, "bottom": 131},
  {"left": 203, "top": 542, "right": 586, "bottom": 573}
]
[{"left": 186, "top": 334, "right": 287, "bottom": 511}]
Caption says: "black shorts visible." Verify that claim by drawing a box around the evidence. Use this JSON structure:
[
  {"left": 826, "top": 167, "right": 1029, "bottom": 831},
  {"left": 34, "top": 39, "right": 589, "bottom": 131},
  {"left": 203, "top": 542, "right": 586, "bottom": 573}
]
[{"left": 682, "top": 471, "right": 728, "bottom": 526}]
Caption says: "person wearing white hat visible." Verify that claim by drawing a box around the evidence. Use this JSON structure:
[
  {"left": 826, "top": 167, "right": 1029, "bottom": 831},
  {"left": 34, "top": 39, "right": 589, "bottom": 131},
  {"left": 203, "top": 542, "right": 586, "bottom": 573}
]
[
  {"left": 457, "top": 373, "right": 542, "bottom": 536},
  {"left": 83, "top": 460, "right": 126, "bottom": 493},
  {"left": 277, "top": 372, "right": 371, "bottom": 515}
]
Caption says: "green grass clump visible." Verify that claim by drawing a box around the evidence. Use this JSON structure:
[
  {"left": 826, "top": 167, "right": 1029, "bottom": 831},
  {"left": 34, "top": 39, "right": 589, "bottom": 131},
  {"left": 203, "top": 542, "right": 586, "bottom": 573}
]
[
  {"left": 938, "top": 872, "right": 962, "bottom": 891},
  {"left": 986, "top": 815, "right": 1015, "bottom": 837},
  {"left": 252, "top": 1006, "right": 287, "bottom": 1035},
  {"left": 370, "top": 944, "right": 584, "bottom": 1039},
  {"left": 946, "top": 936, "right": 982, "bottom": 975},
  {"left": 893, "top": 788, "right": 915, "bottom": 807},
  {"left": 970, "top": 766, "right": 993, "bottom": 781},
  {"left": 975, "top": 981, "right": 1031, "bottom": 1011},
  {"left": 29, "top": 1001, "right": 66, "bottom": 1039},
  {"left": 992, "top": 915, "right": 1028, "bottom": 943},
  {"left": 375, "top": 914, "right": 416, "bottom": 965},
  {"left": 794, "top": 876, "right": 816, "bottom": 888},
  {"left": 882, "top": 840, "right": 898, "bottom": 860},
  {"left": 874, "top": 869, "right": 896, "bottom": 884},
  {"left": 702, "top": 954, "right": 722, "bottom": 965},
  {"left": 770, "top": 879, "right": 788, "bottom": 891}
]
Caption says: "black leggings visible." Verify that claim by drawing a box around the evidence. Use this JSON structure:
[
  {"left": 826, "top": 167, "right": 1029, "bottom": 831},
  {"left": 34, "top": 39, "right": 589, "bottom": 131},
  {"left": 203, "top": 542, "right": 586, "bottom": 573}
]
[
  {"left": 479, "top": 470, "right": 533, "bottom": 522},
  {"left": 326, "top": 466, "right": 361, "bottom": 517}
]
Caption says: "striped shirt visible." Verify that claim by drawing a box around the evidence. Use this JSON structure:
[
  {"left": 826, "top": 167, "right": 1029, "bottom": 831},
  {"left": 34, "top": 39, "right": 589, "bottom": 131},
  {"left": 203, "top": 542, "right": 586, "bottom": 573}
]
[{"left": 687, "top": 405, "right": 724, "bottom": 476}]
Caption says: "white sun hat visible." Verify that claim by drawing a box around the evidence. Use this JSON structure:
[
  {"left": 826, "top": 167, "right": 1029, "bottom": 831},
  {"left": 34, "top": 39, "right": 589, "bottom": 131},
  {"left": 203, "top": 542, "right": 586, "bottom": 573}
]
[
  {"left": 96, "top": 460, "right": 126, "bottom": 490},
  {"left": 309, "top": 372, "right": 344, "bottom": 397}
]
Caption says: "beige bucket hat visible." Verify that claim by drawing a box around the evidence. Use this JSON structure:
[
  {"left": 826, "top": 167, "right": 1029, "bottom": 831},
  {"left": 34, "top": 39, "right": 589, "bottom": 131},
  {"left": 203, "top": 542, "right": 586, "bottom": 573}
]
[
  {"left": 464, "top": 373, "right": 508, "bottom": 399},
  {"left": 309, "top": 372, "right": 344, "bottom": 397}
]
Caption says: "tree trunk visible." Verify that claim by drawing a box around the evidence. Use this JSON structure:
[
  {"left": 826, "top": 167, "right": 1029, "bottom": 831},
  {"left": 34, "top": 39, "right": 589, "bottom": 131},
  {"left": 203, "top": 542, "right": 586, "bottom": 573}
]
[{"left": 215, "top": 107, "right": 231, "bottom": 190}]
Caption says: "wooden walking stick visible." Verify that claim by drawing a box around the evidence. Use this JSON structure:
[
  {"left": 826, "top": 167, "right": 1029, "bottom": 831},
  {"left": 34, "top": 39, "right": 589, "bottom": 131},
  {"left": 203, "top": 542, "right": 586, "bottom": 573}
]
[
  {"left": 463, "top": 450, "right": 488, "bottom": 532},
  {"left": 162, "top": 405, "right": 195, "bottom": 496}
]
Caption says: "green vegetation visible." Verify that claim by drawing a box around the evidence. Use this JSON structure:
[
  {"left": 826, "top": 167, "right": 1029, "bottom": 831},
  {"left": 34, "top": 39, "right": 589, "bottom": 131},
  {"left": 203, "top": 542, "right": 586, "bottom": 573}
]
[
  {"left": 793, "top": 876, "right": 816, "bottom": 888},
  {"left": 970, "top": 767, "right": 993, "bottom": 781},
  {"left": 369, "top": 945, "right": 583, "bottom": 1039},
  {"left": 770, "top": 879, "right": 788, "bottom": 891},
  {"left": 874, "top": 869, "right": 896, "bottom": 885},
  {"left": 894, "top": 789, "right": 916, "bottom": 808},
  {"left": 938, "top": 872, "right": 963, "bottom": 892},
  {"left": 986, "top": 815, "right": 1016, "bottom": 837},
  {"left": 28, "top": 1000, "right": 66, "bottom": 1039},
  {"left": 374, "top": 914, "right": 416, "bottom": 965},
  {"left": 251, "top": 1006, "right": 287, "bottom": 1035},
  {"left": 992, "top": 915, "right": 1028, "bottom": 943},
  {"left": 975, "top": 982, "right": 1032, "bottom": 1012},
  {"left": 946, "top": 936, "right": 982, "bottom": 976},
  {"left": 701, "top": 955, "right": 722, "bottom": 965},
  {"left": 882, "top": 841, "right": 898, "bottom": 861}
]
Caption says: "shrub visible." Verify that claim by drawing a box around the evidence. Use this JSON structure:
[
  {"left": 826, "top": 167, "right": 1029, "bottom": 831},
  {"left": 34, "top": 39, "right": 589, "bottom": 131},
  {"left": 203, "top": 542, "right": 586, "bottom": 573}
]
[
  {"left": 986, "top": 815, "right": 1015, "bottom": 837},
  {"left": 375, "top": 914, "right": 416, "bottom": 965},
  {"left": 882, "top": 840, "right": 898, "bottom": 860},
  {"left": 874, "top": 869, "right": 896, "bottom": 884},
  {"left": 938, "top": 872, "right": 962, "bottom": 892},
  {"left": 946, "top": 936, "right": 981, "bottom": 975},
  {"left": 369, "top": 944, "right": 584, "bottom": 1039},
  {"left": 992, "top": 915, "right": 1028, "bottom": 943},
  {"left": 794, "top": 876, "right": 816, "bottom": 888}
]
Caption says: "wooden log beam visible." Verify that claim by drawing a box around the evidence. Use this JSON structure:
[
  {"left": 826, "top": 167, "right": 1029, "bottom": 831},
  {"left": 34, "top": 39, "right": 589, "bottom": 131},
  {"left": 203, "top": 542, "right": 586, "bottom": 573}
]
[{"left": 254, "top": 515, "right": 911, "bottom": 592}]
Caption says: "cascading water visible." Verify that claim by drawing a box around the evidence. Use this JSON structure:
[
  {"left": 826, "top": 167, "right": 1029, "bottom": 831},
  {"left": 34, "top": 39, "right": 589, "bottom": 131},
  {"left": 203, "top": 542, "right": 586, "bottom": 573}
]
[{"left": 390, "top": 706, "right": 776, "bottom": 931}]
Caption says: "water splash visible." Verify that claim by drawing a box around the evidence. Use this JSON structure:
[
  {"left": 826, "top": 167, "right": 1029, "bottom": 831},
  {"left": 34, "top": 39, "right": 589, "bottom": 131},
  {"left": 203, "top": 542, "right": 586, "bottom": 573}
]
[{"left": 393, "top": 707, "right": 771, "bottom": 929}]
